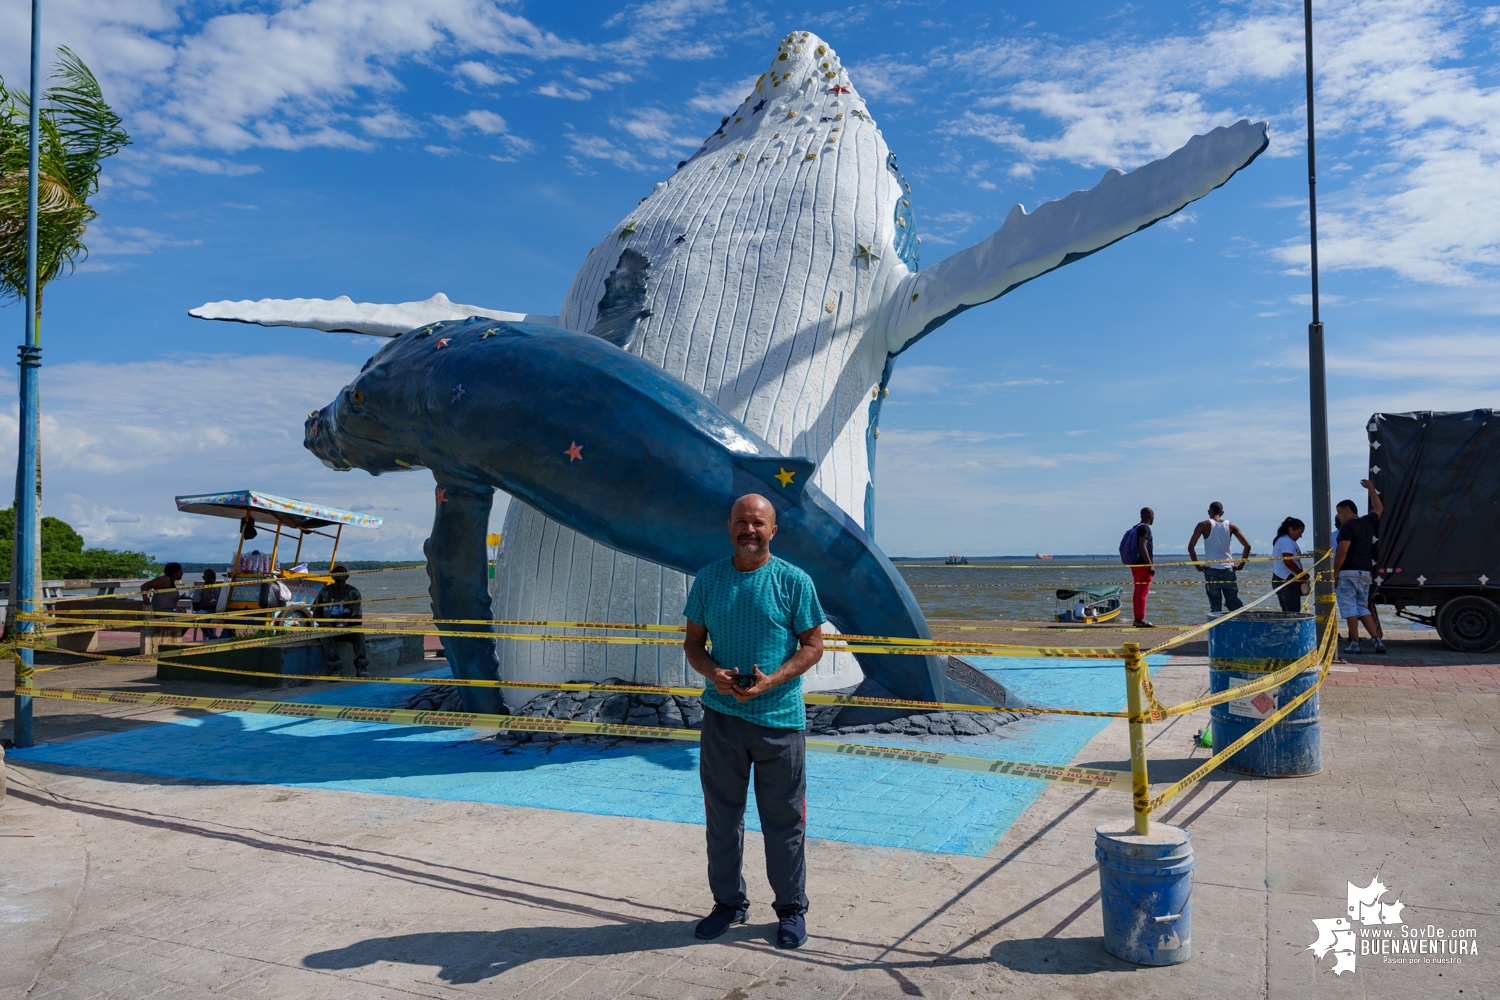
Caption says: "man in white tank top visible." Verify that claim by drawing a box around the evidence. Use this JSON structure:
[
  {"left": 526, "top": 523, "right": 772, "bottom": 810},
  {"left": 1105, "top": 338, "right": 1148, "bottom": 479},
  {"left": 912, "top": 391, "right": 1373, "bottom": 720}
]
[{"left": 1188, "top": 502, "right": 1252, "bottom": 614}]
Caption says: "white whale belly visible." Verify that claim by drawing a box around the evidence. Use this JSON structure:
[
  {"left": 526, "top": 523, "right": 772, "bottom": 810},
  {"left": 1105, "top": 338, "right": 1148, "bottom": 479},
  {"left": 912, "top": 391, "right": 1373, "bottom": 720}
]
[{"left": 494, "top": 65, "right": 910, "bottom": 693}]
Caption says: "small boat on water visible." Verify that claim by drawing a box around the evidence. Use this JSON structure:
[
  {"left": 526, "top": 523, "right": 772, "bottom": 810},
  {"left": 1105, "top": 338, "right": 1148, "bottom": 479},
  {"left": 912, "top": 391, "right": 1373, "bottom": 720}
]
[
  {"left": 1035, "top": 553, "right": 1054, "bottom": 559},
  {"left": 944, "top": 555, "right": 969, "bottom": 566},
  {"left": 1054, "top": 585, "right": 1123, "bottom": 624}
]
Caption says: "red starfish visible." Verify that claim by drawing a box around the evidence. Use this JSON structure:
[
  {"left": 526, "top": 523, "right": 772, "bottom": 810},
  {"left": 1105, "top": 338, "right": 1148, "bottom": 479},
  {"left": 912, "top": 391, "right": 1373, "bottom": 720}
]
[
  {"left": 435, "top": 337, "right": 451, "bottom": 349},
  {"left": 827, "top": 85, "right": 850, "bottom": 95},
  {"left": 564, "top": 441, "right": 584, "bottom": 462},
  {"left": 434, "top": 487, "right": 448, "bottom": 504}
]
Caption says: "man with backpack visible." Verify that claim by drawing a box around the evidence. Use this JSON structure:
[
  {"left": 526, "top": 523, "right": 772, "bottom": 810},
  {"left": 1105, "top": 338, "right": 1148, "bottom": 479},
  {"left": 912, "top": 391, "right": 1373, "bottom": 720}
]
[{"left": 1120, "top": 508, "right": 1156, "bottom": 628}]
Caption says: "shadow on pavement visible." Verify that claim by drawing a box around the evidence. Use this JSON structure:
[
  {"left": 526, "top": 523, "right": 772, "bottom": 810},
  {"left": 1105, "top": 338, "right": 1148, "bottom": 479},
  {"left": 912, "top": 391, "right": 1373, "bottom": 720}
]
[
  {"left": 989, "top": 935, "right": 1136, "bottom": 975},
  {"left": 303, "top": 924, "right": 699, "bottom": 983}
]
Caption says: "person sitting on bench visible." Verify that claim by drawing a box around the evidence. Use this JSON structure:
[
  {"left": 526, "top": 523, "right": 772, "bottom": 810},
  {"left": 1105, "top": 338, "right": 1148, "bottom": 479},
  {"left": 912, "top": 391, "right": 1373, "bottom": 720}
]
[{"left": 313, "top": 564, "right": 369, "bottom": 677}]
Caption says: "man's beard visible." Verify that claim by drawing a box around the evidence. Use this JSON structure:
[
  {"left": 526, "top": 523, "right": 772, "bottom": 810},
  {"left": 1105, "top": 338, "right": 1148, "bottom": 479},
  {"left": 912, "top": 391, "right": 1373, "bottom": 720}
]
[{"left": 735, "top": 536, "right": 767, "bottom": 555}]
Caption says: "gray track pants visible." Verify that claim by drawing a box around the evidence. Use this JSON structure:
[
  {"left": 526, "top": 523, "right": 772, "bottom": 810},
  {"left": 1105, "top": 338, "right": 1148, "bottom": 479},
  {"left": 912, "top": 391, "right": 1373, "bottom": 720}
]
[{"left": 700, "top": 707, "right": 808, "bottom": 915}]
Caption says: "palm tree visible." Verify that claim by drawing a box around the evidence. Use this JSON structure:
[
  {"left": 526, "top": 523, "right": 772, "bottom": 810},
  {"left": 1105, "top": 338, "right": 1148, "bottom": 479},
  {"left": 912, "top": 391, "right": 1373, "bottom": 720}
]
[
  {"left": 0, "top": 46, "right": 130, "bottom": 316},
  {"left": 0, "top": 48, "right": 129, "bottom": 589}
]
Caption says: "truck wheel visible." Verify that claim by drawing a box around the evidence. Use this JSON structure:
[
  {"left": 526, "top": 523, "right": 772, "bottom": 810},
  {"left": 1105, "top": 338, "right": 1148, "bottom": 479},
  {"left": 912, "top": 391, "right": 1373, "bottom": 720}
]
[{"left": 1436, "top": 596, "right": 1500, "bottom": 652}]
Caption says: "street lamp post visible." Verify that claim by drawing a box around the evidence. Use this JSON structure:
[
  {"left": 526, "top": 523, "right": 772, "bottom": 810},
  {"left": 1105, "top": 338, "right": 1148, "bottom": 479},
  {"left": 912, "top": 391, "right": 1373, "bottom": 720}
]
[
  {"left": 1303, "top": 0, "right": 1333, "bottom": 645},
  {"left": 12, "top": 0, "right": 43, "bottom": 748}
]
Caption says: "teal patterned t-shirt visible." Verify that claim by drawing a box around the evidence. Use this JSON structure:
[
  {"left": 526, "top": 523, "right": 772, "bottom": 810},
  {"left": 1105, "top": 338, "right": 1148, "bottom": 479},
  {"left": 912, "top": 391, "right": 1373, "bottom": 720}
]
[{"left": 683, "top": 555, "right": 826, "bottom": 730}]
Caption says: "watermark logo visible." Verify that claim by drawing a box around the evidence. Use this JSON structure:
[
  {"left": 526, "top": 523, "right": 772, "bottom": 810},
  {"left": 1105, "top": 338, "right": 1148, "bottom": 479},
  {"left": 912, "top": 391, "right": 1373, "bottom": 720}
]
[{"left": 1306, "top": 875, "right": 1480, "bottom": 975}]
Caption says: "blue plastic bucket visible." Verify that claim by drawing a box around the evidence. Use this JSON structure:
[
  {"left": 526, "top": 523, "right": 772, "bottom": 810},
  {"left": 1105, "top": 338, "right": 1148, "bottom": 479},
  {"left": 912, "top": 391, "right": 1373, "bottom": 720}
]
[
  {"left": 1207, "top": 611, "right": 1320, "bottom": 776},
  {"left": 1096, "top": 821, "right": 1193, "bottom": 965}
]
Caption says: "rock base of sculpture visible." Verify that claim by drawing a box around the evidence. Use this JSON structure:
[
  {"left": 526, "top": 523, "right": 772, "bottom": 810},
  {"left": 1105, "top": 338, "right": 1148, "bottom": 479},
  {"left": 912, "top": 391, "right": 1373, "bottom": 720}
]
[{"left": 401, "top": 682, "right": 1026, "bottom": 740}]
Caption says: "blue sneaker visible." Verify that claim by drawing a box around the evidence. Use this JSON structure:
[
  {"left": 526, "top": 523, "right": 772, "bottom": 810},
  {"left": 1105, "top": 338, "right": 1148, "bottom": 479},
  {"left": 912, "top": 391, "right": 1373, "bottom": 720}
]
[
  {"left": 776, "top": 911, "right": 807, "bottom": 949},
  {"left": 694, "top": 904, "right": 747, "bottom": 940}
]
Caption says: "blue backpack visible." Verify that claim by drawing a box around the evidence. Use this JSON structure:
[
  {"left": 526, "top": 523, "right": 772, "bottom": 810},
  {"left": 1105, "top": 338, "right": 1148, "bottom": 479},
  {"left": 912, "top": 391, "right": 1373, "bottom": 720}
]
[{"left": 1120, "top": 523, "right": 1146, "bottom": 565}]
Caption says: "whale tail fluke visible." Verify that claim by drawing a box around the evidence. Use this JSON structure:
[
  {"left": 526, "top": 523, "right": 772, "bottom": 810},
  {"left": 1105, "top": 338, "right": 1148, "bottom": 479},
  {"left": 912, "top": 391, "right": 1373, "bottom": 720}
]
[{"left": 734, "top": 455, "right": 816, "bottom": 502}]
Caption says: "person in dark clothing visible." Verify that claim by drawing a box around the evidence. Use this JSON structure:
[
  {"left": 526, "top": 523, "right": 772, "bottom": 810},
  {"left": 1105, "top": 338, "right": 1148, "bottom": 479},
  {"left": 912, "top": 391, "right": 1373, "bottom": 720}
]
[
  {"left": 140, "top": 563, "right": 184, "bottom": 655},
  {"left": 313, "top": 564, "right": 369, "bottom": 676},
  {"left": 192, "top": 568, "right": 226, "bottom": 641},
  {"left": 1334, "top": 479, "right": 1386, "bottom": 655},
  {"left": 1129, "top": 508, "right": 1156, "bottom": 627}
]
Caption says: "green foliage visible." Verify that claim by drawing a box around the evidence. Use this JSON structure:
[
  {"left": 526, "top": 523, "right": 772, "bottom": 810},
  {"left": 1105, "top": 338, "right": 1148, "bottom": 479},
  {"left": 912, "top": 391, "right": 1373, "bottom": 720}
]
[
  {"left": 0, "top": 507, "right": 156, "bottom": 580},
  {"left": 0, "top": 47, "right": 130, "bottom": 310}
]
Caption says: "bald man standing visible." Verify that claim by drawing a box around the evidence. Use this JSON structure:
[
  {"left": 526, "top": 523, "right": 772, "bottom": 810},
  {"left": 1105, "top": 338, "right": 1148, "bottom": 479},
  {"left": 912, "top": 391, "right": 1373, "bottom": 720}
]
[{"left": 684, "top": 493, "right": 826, "bottom": 949}]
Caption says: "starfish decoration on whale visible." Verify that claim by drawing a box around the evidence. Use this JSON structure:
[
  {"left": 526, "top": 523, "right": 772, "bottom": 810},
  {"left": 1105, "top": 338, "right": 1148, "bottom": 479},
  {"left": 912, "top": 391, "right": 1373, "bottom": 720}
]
[
  {"left": 452, "top": 383, "right": 465, "bottom": 401},
  {"left": 564, "top": 441, "right": 584, "bottom": 462},
  {"left": 827, "top": 85, "right": 850, "bottom": 94},
  {"left": 752, "top": 99, "right": 766, "bottom": 113},
  {"left": 774, "top": 467, "right": 796, "bottom": 487},
  {"left": 853, "top": 243, "right": 881, "bottom": 265},
  {"left": 674, "top": 234, "right": 686, "bottom": 243},
  {"left": 435, "top": 337, "right": 451, "bottom": 349}
]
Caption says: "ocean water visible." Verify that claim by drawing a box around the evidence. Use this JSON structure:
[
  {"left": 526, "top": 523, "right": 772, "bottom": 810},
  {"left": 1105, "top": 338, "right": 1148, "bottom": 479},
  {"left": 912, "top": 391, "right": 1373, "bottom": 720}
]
[
  {"left": 354, "top": 556, "right": 1284, "bottom": 628},
  {"left": 898, "top": 555, "right": 1288, "bottom": 626}
]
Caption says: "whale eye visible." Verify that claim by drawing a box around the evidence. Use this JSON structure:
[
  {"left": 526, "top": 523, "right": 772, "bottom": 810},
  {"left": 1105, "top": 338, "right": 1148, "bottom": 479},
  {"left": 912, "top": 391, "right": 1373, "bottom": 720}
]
[{"left": 351, "top": 389, "right": 365, "bottom": 404}]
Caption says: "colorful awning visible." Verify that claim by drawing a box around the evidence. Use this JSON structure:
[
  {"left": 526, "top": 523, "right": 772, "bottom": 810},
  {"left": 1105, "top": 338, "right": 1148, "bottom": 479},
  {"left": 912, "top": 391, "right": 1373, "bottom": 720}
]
[{"left": 175, "top": 490, "right": 382, "bottom": 530}]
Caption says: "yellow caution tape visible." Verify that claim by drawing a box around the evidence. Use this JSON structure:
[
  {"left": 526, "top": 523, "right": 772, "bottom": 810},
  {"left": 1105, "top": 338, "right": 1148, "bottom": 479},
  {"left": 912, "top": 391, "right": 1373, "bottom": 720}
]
[
  {"left": 1142, "top": 558, "right": 1329, "bottom": 658},
  {"left": 27, "top": 644, "right": 1125, "bottom": 717},
  {"left": 894, "top": 555, "right": 1298, "bottom": 569},
  {"left": 20, "top": 685, "right": 1130, "bottom": 791},
  {"left": 1144, "top": 625, "right": 1336, "bottom": 815},
  {"left": 42, "top": 563, "right": 430, "bottom": 603},
  {"left": 1158, "top": 642, "right": 1324, "bottom": 719},
  {"left": 22, "top": 612, "right": 1124, "bottom": 659}
]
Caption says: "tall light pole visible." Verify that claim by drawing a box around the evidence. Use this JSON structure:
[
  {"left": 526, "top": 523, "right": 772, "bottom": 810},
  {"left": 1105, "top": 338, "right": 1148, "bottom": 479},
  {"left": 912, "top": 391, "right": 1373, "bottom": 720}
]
[
  {"left": 12, "top": 0, "right": 43, "bottom": 748},
  {"left": 1303, "top": 0, "right": 1333, "bottom": 644}
]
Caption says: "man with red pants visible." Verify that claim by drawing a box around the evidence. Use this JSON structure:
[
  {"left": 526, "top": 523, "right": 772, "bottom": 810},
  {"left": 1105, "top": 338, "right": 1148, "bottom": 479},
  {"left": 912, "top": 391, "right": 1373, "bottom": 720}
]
[{"left": 1125, "top": 508, "right": 1156, "bottom": 628}]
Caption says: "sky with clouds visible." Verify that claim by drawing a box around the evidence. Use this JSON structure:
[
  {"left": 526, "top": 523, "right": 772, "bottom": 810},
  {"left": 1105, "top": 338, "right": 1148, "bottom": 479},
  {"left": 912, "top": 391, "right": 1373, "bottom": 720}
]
[{"left": 0, "top": 0, "right": 1495, "bottom": 562}]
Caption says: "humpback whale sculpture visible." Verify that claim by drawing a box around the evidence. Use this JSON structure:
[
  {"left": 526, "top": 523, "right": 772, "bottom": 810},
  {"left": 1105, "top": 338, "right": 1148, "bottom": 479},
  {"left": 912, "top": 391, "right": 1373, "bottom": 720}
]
[
  {"left": 196, "top": 31, "right": 1269, "bottom": 696},
  {"left": 305, "top": 318, "right": 952, "bottom": 712}
]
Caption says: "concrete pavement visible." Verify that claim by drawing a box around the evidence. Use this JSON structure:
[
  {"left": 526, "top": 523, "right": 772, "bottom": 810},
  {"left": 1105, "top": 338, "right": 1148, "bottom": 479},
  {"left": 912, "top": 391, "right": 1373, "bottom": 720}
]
[{"left": 2, "top": 636, "right": 1497, "bottom": 999}]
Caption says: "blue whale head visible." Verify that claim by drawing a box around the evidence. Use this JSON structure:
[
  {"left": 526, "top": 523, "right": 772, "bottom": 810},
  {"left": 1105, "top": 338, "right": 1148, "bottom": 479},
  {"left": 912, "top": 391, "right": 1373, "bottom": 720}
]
[{"left": 305, "top": 334, "right": 430, "bottom": 475}]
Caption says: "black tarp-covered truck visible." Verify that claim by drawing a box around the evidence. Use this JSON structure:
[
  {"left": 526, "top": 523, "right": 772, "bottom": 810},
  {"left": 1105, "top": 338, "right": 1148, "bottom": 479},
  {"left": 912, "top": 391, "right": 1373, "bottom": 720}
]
[{"left": 1367, "top": 409, "right": 1500, "bottom": 652}]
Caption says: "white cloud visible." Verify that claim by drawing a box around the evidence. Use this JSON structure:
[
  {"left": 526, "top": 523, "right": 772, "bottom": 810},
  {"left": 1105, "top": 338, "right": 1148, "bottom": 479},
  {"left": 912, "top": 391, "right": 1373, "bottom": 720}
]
[
  {"left": 73, "top": 224, "right": 201, "bottom": 270},
  {"left": 847, "top": 53, "right": 928, "bottom": 104},
  {"left": 1297, "top": 332, "right": 1500, "bottom": 382},
  {"left": 430, "top": 109, "right": 534, "bottom": 158},
  {"left": 155, "top": 153, "right": 263, "bottom": 176},
  {"left": 0, "top": 0, "right": 576, "bottom": 156},
  {"left": 0, "top": 354, "right": 503, "bottom": 559},
  {"left": 359, "top": 109, "right": 421, "bottom": 139},
  {"left": 565, "top": 132, "right": 649, "bottom": 172},
  {"left": 686, "top": 77, "right": 757, "bottom": 115},
  {"left": 453, "top": 60, "right": 514, "bottom": 87},
  {"left": 601, "top": 0, "right": 724, "bottom": 61},
  {"left": 947, "top": 0, "right": 1499, "bottom": 287},
  {"left": 888, "top": 365, "right": 1062, "bottom": 394},
  {"left": 612, "top": 107, "right": 698, "bottom": 159},
  {"left": 536, "top": 83, "right": 592, "bottom": 101}
]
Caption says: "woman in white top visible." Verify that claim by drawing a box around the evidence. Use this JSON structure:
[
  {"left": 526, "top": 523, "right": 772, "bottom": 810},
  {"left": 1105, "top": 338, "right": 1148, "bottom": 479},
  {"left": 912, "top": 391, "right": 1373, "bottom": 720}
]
[{"left": 1271, "top": 517, "right": 1306, "bottom": 613}]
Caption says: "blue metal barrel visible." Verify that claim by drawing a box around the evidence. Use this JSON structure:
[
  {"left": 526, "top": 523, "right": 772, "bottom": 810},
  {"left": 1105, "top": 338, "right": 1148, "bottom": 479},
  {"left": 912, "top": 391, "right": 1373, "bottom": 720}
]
[
  {"left": 1095, "top": 821, "right": 1193, "bottom": 965},
  {"left": 1207, "top": 611, "right": 1320, "bottom": 776}
]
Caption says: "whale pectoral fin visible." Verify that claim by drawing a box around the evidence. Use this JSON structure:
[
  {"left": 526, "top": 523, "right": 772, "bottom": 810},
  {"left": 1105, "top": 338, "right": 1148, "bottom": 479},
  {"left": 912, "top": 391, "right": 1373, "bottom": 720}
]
[
  {"left": 189, "top": 293, "right": 558, "bottom": 338},
  {"left": 885, "top": 119, "right": 1270, "bottom": 355},
  {"left": 734, "top": 456, "right": 816, "bottom": 502},
  {"left": 423, "top": 481, "right": 505, "bottom": 715},
  {"left": 588, "top": 249, "right": 652, "bottom": 349}
]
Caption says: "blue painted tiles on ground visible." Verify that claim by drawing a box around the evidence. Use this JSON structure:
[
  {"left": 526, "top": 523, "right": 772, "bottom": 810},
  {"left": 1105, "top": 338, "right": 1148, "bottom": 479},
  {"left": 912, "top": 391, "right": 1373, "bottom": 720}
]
[{"left": 14, "top": 657, "right": 1165, "bottom": 856}]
